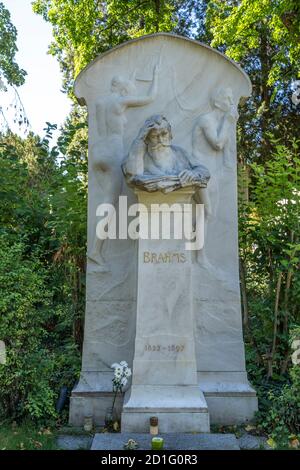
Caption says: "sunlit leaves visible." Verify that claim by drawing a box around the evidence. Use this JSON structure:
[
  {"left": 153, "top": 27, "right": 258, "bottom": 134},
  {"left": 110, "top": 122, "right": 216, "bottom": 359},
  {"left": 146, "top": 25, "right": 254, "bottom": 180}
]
[
  {"left": 32, "top": 0, "right": 176, "bottom": 94},
  {"left": 0, "top": 2, "right": 26, "bottom": 86},
  {"left": 207, "top": 0, "right": 300, "bottom": 84}
]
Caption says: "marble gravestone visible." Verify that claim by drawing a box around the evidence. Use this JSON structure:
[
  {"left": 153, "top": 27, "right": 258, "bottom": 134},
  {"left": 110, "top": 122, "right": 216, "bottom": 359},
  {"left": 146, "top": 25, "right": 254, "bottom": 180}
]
[{"left": 69, "top": 33, "right": 258, "bottom": 430}]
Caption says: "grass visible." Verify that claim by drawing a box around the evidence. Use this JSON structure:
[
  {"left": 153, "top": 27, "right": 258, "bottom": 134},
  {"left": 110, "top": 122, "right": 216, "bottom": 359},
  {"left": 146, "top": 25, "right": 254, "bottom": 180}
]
[{"left": 0, "top": 421, "right": 58, "bottom": 450}]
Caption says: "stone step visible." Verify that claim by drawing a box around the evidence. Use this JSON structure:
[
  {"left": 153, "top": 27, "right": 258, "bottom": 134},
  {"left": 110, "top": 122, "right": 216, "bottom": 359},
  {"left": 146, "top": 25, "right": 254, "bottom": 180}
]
[
  {"left": 91, "top": 433, "right": 240, "bottom": 450},
  {"left": 122, "top": 386, "right": 210, "bottom": 433}
]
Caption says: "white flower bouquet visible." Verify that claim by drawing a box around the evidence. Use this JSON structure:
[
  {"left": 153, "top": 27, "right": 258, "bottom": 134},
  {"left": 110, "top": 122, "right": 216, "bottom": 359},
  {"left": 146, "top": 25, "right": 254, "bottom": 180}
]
[{"left": 108, "top": 361, "right": 132, "bottom": 425}]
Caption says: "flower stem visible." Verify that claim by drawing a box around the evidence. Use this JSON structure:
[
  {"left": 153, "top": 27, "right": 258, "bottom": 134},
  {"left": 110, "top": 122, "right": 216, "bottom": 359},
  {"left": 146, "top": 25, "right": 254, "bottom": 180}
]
[{"left": 112, "top": 388, "right": 118, "bottom": 412}]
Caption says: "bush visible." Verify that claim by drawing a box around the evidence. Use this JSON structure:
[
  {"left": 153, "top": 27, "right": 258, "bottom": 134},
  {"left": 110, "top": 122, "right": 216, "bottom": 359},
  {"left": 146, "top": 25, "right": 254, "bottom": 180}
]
[
  {"left": 0, "top": 236, "right": 57, "bottom": 420},
  {"left": 0, "top": 235, "right": 81, "bottom": 423},
  {"left": 256, "top": 328, "right": 300, "bottom": 448}
]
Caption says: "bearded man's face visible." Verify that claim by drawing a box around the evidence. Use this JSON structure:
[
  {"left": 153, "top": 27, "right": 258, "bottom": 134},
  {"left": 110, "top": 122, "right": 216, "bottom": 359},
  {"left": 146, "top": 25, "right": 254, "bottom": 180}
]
[{"left": 146, "top": 127, "right": 171, "bottom": 151}]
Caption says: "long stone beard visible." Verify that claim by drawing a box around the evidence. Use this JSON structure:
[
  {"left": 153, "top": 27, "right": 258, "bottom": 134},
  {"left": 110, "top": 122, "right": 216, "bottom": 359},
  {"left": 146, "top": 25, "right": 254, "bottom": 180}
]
[{"left": 148, "top": 145, "right": 174, "bottom": 172}]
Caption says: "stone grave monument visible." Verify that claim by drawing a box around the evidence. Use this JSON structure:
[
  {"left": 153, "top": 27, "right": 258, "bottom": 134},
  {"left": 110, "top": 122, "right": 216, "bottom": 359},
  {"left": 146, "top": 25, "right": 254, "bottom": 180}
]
[{"left": 69, "top": 33, "right": 258, "bottom": 431}]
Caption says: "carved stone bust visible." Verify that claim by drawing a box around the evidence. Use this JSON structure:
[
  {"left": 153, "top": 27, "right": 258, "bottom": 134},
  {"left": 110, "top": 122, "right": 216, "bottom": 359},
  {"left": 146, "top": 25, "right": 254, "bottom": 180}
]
[{"left": 122, "top": 114, "right": 210, "bottom": 193}]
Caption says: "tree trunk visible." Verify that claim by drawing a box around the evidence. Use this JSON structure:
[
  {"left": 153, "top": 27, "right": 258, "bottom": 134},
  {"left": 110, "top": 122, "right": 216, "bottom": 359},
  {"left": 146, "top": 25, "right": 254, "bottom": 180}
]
[
  {"left": 239, "top": 258, "right": 249, "bottom": 329},
  {"left": 268, "top": 271, "right": 283, "bottom": 378}
]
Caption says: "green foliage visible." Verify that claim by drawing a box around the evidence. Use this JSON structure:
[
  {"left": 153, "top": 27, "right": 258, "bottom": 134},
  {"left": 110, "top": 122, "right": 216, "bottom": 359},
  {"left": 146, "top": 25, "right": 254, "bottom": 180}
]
[
  {"left": 206, "top": 0, "right": 300, "bottom": 164},
  {"left": 32, "top": 0, "right": 177, "bottom": 93},
  {"left": 31, "top": 0, "right": 209, "bottom": 94},
  {"left": 0, "top": 422, "right": 57, "bottom": 450},
  {"left": 53, "top": 107, "right": 88, "bottom": 255},
  {"left": 239, "top": 140, "right": 300, "bottom": 446},
  {"left": 49, "top": 110, "right": 88, "bottom": 347},
  {"left": 240, "top": 139, "right": 300, "bottom": 378},
  {"left": 207, "top": 0, "right": 300, "bottom": 84},
  {"left": 0, "top": 131, "right": 58, "bottom": 244},
  {"left": 0, "top": 127, "right": 82, "bottom": 423},
  {"left": 0, "top": 236, "right": 56, "bottom": 420},
  {"left": 255, "top": 329, "right": 300, "bottom": 449},
  {"left": 0, "top": 2, "right": 26, "bottom": 86}
]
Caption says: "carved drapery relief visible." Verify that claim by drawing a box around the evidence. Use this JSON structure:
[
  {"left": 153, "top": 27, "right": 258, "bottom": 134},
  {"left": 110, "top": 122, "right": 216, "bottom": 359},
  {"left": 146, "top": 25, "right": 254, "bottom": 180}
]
[
  {"left": 88, "top": 66, "right": 159, "bottom": 268},
  {"left": 89, "top": 79, "right": 238, "bottom": 270},
  {"left": 192, "top": 86, "right": 238, "bottom": 273}
]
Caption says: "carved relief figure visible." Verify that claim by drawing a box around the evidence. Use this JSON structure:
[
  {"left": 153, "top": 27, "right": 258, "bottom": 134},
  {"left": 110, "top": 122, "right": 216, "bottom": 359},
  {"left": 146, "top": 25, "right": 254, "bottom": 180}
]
[
  {"left": 88, "top": 66, "right": 159, "bottom": 267},
  {"left": 192, "top": 86, "right": 239, "bottom": 220},
  {"left": 122, "top": 114, "right": 210, "bottom": 193},
  {"left": 192, "top": 87, "right": 238, "bottom": 271},
  {"left": 192, "top": 87, "right": 238, "bottom": 170}
]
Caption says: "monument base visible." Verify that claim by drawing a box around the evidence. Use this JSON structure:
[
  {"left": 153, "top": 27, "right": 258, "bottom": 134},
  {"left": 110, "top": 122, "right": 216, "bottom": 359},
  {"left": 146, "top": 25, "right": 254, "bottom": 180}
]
[
  {"left": 69, "top": 372, "right": 123, "bottom": 427},
  {"left": 91, "top": 432, "right": 240, "bottom": 450},
  {"left": 121, "top": 385, "right": 210, "bottom": 433},
  {"left": 199, "top": 371, "right": 258, "bottom": 425},
  {"left": 69, "top": 372, "right": 257, "bottom": 427}
]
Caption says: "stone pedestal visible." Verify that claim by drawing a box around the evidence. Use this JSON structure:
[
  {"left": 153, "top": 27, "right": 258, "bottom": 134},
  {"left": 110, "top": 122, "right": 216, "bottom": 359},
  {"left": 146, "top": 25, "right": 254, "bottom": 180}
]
[{"left": 121, "top": 188, "right": 210, "bottom": 432}]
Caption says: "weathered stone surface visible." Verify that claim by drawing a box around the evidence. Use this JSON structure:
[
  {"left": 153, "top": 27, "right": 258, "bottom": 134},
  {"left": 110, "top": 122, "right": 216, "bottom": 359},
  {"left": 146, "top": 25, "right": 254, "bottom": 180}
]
[
  {"left": 238, "top": 434, "right": 272, "bottom": 450},
  {"left": 195, "top": 300, "right": 246, "bottom": 371},
  {"left": 57, "top": 435, "right": 93, "bottom": 450},
  {"left": 84, "top": 301, "right": 136, "bottom": 347},
  {"left": 91, "top": 432, "right": 240, "bottom": 450},
  {"left": 69, "top": 393, "right": 124, "bottom": 427}
]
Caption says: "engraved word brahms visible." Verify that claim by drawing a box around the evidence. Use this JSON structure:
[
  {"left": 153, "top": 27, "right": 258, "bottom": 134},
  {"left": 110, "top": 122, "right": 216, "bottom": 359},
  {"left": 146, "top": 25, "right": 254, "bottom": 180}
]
[{"left": 143, "top": 251, "right": 186, "bottom": 264}]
